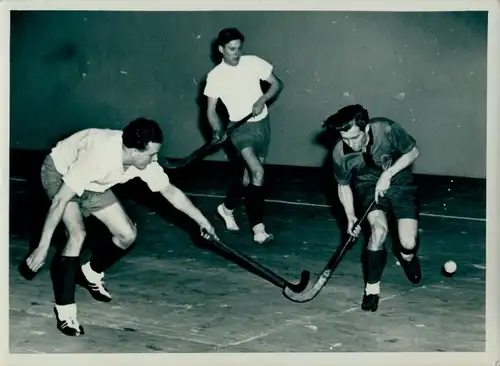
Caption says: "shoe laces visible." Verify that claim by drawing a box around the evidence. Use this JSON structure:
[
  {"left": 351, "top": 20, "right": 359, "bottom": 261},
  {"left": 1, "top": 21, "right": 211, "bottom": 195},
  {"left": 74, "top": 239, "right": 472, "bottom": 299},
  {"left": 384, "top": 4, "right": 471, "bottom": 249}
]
[
  {"left": 68, "top": 316, "right": 81, "bottom": 330},
  {"left": 89, "top": 271, "right": 106, "bottom": 288},
  {"left": 61, "top": 315, "right": 81, "bottom": 331}
]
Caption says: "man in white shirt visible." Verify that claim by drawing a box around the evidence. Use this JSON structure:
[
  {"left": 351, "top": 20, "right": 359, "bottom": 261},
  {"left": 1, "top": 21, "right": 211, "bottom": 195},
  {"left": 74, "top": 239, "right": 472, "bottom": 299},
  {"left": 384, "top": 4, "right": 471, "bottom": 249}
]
[
  {"left": 204, "top": 27, "right": 282, "bottom": 245},
  {"left": 25, "top": 117, "right": 217, "bottom": 336}
]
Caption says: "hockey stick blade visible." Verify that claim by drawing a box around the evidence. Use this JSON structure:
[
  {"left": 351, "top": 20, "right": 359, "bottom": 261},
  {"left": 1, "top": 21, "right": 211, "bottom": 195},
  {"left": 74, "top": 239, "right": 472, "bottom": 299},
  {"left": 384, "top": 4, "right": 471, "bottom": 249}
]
[
  {"left": 163, "top": 113, "right": 253, "bottom": 169},
  {"left": 202, "top": 231, "right": 310, "bottom": 293},
  {"left": 282, "top": 199, "right": 376, "bottom": 303},
  {"left": 290, "top": 269, "right": 311, "bottom": 292}
]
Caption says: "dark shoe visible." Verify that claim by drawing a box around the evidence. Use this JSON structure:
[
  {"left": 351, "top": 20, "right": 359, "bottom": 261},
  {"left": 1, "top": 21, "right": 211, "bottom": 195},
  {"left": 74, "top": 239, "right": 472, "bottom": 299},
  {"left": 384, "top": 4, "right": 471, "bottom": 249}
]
[
  {"left": 399, "top": 254, "right": 422, "bottom": 284},
  {"left": 54, "top": 307, "right": 84, "bottom": 336},
  {"left": 361, "top": 293, "right": 379, "bottom": 312}
]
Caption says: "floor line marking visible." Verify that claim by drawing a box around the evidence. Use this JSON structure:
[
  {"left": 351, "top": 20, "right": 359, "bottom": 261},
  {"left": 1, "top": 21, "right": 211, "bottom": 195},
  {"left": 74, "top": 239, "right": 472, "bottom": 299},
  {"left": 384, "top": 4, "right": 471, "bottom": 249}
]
[
  {"left": 9, "top": 176, "right": 486, "bottom": 222},
  {"left": 184, "top": 192, "right": 486, "bottom": 222},
  {"left": 217, "top": 286, "right": 427, "bottom": 350},
  {"left": 339, "top": 285, "right": 426, "bottom": 314},
  {"left": 220, "top": 331, "right": 272, "bottom": 347},
  {"left": 10, "top": 306, "right": 220, "bottom": 347}
]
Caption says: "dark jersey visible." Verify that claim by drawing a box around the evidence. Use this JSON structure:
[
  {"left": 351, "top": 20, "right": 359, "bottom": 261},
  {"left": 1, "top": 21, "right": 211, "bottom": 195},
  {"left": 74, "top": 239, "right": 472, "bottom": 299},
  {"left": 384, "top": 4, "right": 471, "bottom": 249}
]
[{"left": 332, "top": 118, "right": 416, "bottom": 188}]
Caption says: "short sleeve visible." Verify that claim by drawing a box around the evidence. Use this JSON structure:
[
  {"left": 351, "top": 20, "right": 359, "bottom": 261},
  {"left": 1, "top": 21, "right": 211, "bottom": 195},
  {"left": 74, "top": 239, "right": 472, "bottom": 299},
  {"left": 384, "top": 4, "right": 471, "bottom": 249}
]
[
  {"left": 62, "top": 152, "right": 103, "bottom": 196},
  {"left": 203, "top": 72, "right": 221, "bottom": 99},
  {"left": 138, "top": 162, "right": 171, "bottom": 192},
  {"left": 332, "top": 145, "right": 351, "bottom": 185},
  {"left": 249, "top": 55, "right": 273, "bottom": 80},
  {"left": 387, "top": 122, "right": 416, "bottom": 154}
]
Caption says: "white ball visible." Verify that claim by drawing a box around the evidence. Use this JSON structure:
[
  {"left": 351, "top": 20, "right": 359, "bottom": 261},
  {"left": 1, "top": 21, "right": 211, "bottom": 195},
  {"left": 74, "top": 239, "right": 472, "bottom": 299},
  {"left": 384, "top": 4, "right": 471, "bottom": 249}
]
[{"left": 444, "top": 260, "right": 457, "bottom": 273}]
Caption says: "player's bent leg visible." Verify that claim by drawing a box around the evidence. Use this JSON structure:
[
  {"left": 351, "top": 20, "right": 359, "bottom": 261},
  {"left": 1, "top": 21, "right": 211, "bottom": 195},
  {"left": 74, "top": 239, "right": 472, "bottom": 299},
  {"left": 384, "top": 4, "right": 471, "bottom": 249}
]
[
  {"left": 218, "top": 161, "right": 246, "bottom": 231},
  {"left": 92, "top": 200, "right": 137, "bottom": 249},
  {"left": 366, "top": 210, "right": 388, "bottom": 251},
  {"left": 241, "top": 147, "right": 264, "bottom": 186},
  {"left": 218, "top": 124, "right": 255, "bottom": 231},
  {"left": 362, "top": 209, "right": 388, "bottom": 312},
  {"left": 390, "top": 185, "right": 422, "bottom": 284},
  {"left": 52, "top": 201, "right": 86, "bottom": 336},
  {"left": 398, "top": 218, "right": 418, "bottom": 254},
  {"left": 218, "top": 165, "right": 244, "bottom": 231},
  {"left": 241, "top": 147, "right": 273, "bottom": 245},
  {"left": 77, "top": 200, "right": 137, "bottom": 303},
  {"left": 397, "top": 218, "right": 422, "bottom": 284}
]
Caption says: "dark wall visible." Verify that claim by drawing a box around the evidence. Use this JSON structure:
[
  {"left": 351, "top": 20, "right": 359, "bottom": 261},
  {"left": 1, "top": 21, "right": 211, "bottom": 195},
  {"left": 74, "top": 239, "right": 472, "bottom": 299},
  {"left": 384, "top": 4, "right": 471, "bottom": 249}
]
[{"left": 10, "top": 11, "right": 487, "bottom": 178}]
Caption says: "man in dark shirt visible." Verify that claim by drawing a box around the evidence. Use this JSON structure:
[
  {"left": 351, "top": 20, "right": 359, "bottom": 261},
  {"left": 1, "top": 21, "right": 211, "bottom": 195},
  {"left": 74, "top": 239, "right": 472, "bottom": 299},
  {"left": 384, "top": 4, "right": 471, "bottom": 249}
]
[{"left": 325, "top": 104, "right": 422, "bottom": 312}]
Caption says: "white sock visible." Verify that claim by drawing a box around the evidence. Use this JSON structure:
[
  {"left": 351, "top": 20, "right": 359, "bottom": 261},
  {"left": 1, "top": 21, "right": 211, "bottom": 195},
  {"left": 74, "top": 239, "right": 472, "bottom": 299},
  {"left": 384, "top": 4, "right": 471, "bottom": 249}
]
[
  {"left": 365, "top": 282, "right": 380, "bottom": 295},
  {"left": 55, "top": 303, "right": 77, "bottom": 319},
  {"left": 83, "top": 261, "right": 101, "bottom": 277}
]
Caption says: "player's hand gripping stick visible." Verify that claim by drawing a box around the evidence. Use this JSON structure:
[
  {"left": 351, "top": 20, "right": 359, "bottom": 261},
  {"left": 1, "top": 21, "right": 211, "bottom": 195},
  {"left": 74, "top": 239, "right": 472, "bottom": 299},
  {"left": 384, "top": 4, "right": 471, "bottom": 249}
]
[{"left": 283, "top": 199, "right": 376, "bottom": 303}]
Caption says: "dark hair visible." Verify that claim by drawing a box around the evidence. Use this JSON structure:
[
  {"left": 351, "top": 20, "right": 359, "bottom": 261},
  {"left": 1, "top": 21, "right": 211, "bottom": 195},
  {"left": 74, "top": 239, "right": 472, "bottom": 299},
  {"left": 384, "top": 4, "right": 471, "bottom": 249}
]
[
  {"left": 216, "top": 27, "right": 245, "bottom": 47},
  {"left": 323, "top": 104, "right": 369, "bottom": 132},
  {"left": 122, "top": 117, "right": 163, "bottom": 151}
]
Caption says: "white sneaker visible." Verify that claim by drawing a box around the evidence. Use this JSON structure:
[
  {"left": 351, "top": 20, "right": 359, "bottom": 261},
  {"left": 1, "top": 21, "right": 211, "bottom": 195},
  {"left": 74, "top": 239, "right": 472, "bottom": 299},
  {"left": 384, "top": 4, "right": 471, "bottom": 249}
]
[
  {"left": 77, "top": 262, "right": 112, "bottom": 302},
  {"left": 252, "top": 223, "right": 274, "bottom": 245},
  {"left": 54, "top": 303, "right": 84, "bottom": 336},
  {"left": 217, "top": 204, "right": 240, "bottom": 231}
]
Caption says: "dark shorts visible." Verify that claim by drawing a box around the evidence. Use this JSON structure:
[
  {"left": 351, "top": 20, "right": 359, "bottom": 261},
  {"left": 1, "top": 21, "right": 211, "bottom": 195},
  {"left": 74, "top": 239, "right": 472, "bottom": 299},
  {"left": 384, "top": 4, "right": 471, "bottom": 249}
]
[
  {"left": 355, "top": 182, "right": 419, "bottom": 220},
  {"left": 40, "top": 155, "right": 118, "bottom": 217},
  {"left": 229, "top": 115, "right": 271, "bottom": 158}
]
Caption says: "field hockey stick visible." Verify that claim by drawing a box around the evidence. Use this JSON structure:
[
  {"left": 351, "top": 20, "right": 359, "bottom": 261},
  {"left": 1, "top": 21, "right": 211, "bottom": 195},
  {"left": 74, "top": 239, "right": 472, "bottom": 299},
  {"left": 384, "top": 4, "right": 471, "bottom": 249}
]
[
  {"left": 202, "top": 230, "right": 310, "bottom": 293},
  {"left": 163, "top": 113, "right": 253, "bottom": 169},
  {"left": 283, "top": 198, "right": 376, "bottom": 303}
]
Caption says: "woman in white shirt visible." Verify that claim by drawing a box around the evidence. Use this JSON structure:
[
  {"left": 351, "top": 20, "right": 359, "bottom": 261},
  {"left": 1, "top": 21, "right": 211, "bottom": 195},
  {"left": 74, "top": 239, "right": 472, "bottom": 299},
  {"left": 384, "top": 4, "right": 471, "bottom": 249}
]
[{"left": 204, "top": 28, "right": 283, "bottom": 245}]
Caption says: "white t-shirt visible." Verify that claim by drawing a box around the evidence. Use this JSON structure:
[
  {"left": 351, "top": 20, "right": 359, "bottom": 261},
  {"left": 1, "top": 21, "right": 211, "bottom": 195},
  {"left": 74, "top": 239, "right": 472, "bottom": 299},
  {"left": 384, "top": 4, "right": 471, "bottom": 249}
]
[
  {"left": 50, "top": 128, "right": 170, "bottom": 196},
  {"left": 204, "top": 55, "right": 273, "bottom": 122}
]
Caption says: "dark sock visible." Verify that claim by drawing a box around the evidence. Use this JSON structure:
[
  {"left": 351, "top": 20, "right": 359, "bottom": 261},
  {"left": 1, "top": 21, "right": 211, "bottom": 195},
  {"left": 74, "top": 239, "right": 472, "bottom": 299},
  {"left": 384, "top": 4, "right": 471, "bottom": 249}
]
[
  {"left": 224, "top": 181, "right": 247, "bottom": 210},
  {"left": 246, "top": 184, "right": 265, "bottom": 228},
  {"left": 223, "top": 161, "right": 247, "bottom": 210},
  {"left": 52, "top": 256, "right": 79, "bottom": 305},
  {"left": 89, "top": 241, "right": 128, "bottom": 274},
  {"left": 364, "top": 249, "right": 387, "bottom": 284}
]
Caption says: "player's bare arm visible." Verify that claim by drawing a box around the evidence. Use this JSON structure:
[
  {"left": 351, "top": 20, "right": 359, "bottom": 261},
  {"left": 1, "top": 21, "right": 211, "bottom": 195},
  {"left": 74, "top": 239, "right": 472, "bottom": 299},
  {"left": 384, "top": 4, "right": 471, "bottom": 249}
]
[
  {"left": 160, "top": 183, "right": 216, "bottom": 237},
  {"left": 207, "top": 96, "right": 224, "bottom": 139},
  {"left": 385, "top": 146, "right": 420, "bottom": 179},
  {"left": 26, "top": 183, "right": 77, "bottom": 271},
  {"left": 376, "top": 146, "right": 420, "bottom": 202},
  {"left": 252, "top": 72, "right": 283, "bottom": 116},
  {"left": 338, "top": 183, "right": 361, "bottom": 237}
]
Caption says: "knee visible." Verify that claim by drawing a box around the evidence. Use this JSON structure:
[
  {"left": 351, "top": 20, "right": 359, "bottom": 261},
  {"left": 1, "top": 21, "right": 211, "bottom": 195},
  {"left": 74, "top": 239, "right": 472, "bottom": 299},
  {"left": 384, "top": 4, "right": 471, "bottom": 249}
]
[
  {"left": 399, "top": 232, "right": 417, "bottom": 250},
  {"left": 63, "top": 228, "right": 86, "bottom": 256},
  {"left": 114, "top": 224, "right": 137, "bottom": 249},
  {"left": 368, "top": 224, "right": 388, "bottom": 250},
  {"left": 67, "top": 228, "right": 86, "bottom": 247},
  {"left": 251, "top": 166, "right": 265, "bottom": 185}
]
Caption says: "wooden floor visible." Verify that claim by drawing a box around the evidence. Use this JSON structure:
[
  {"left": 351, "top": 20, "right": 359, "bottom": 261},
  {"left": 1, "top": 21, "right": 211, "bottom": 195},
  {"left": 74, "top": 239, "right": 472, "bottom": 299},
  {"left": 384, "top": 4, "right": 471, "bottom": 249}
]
[{"left": 8, "top": 157, "right": 486, "bottom": 355}]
